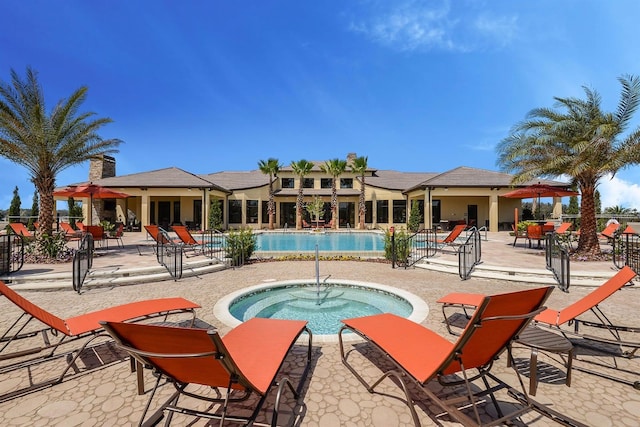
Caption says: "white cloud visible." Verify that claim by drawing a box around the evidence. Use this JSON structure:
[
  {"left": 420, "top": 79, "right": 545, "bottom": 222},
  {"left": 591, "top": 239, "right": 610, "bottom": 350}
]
[
  {"left": 348, "top": 0, "right": 518, "bottom": 53},
  {"left": 598, "top": 174, "right": 640, "bottom": 210}
]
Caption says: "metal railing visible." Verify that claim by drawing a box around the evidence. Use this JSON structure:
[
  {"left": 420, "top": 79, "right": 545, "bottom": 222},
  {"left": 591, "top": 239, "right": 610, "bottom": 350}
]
[
  {"left": 199, "top": 229, "right": 227, "bottom": 260},
  {"left": 0, "top": 234, "right": 24, "bottom": 275},
  {"left": 613, "top": 230, "right": 640, "bottom": 274},
  {"left": 392, "top": 229, "right": 437, "bottom": 268},
  {"left": 156, "top": 228, "right": 183, "bottom": 280},
  {"left": 458, "top": 227, "right": 482, "bottom": 280},
  {"left": 545, "top": 232, "right": 570, "bottom": 292},
  {"left": 72, "top": 233, "right": 94, "bottom": 293}
]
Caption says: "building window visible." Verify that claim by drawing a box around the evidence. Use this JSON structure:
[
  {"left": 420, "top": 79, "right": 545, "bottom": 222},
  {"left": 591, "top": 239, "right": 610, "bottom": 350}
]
[
  {"left": 246, "top": 200, "right": 258, "bottom": 224},
  {"left": 173, "top": 201, "right": 181, "bottom": 224},
  {"left": 432, "top": 199, "right": 441, "bottom": 223},
  {"left": 340, "top": 178, "right": 353, "bottom": 189},
  {"left": 365, "top": 201, "right": 373, "bottom": 223},
  {"left": 376, "top": 200, "right": 389, "bottom": 223},
  {"left": 321, "top": 178, "right": 332, "bottom": 189},
  {"left": 393, "top": 200, "right": 406, "bottom": 223},
  {"left": 262, "top": 201, "right": 269, "bottom": 224},
  {"left": 281, "top": 178, "right": 294, "bottom": 188},
  {"left": 303, "top": 178, "right": 314, "bottom": 188},
  {"left": 228, "top": 200, "right": 242, "bottom": 223}
]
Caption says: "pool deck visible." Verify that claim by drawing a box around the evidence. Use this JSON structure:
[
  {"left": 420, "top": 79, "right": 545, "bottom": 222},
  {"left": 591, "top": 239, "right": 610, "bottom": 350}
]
[{"left": 0, "top": 230, "right": 638, "bottom": 426}]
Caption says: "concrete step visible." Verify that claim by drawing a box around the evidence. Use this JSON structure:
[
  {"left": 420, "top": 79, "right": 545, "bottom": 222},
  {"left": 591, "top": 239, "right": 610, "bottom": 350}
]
[
  {"left": 416, "top": 257, "right": 615, "bottom": 287},
  {"left": 3, "top": 258, "right": 229, "bottom": 291}
]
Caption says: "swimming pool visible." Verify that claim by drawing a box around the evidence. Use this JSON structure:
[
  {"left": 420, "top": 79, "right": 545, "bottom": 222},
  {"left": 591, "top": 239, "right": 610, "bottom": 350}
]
[{"left": 254, "top": 231, "right": 385, "bottom": 256}]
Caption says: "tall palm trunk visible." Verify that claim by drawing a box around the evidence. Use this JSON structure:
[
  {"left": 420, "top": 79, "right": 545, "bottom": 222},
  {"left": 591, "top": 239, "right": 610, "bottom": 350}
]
[
  {"left": 576, "top": 183, "right": 600, "bottom": 254},
  {"left": 34, "top": 171, "right": 55, "bottom": 236},
  {"left": 268, "top": 176, "right": 275, "bottom": 230},
  {"left": 331, "top": 180, "right": 338, "bottom": 230},
  {"left": 358, "top": 174, "right": 366, "bottom": 230},
  {"left": 296, "top": 186, "right": 304, "bottom": 230}
]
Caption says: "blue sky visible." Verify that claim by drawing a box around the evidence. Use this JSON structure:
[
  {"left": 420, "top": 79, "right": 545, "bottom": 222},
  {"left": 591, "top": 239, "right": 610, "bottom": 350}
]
[{"left": 2, "top": 0, "right": 640, "bottom": 211}]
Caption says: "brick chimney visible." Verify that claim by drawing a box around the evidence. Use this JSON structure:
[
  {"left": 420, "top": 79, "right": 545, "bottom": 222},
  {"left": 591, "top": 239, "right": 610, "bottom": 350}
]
[
  {"left": 347, "top": 152, "right": 357, "bottom": 164},
  {"left": 89, "top": 155, "right": 116, "bottom": 181}
]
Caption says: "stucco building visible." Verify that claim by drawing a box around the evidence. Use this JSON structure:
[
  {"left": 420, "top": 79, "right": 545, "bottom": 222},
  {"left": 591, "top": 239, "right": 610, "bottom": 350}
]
[{"left": 59, "top": 154, "right": 572, "bottom": 232}]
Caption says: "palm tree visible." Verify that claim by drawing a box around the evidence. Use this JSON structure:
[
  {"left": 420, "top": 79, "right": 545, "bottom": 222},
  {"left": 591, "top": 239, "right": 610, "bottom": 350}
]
[
  {"left": 350, "top": 156, "right": 368, "bottom": 230},
  {"left": 0, "top": 67, "right": 122, "bottom": 236},
  {"left": 321, "top": 158, "right": 347, "bottom": 230},
  {"left": 497, "top": 75, "right": 640, "bottom": 255},
  {"left": 291, "top": 159, "right": 314, "bottom": 230},
  {"left": 258, "top": 158, "right": 281, "bottom": 230}
]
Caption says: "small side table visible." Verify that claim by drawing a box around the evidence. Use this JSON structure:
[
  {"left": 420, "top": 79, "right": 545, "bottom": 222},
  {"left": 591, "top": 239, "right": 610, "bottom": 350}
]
[{"left": 511, "top": 326, "right": 573, "bottom": 396}]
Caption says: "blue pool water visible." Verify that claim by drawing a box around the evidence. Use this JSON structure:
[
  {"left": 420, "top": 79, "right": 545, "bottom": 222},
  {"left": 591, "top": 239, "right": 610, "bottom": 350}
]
[
  {"left": 229, "top": 282, "right": 413, "bottom": 335},
  {"left": 255, "top": 231, "right": 385, "bottom": 252}
]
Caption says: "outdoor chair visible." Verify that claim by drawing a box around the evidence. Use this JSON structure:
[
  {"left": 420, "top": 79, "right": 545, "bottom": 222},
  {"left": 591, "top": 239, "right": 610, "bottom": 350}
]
[
  {"left": 555, "top": 222, "right": 572, "bottom": 235},
  {"left": 339, "top": 287, "right": 563, "bottom": 427},
  {"left": 76, "top": 221, "right": 86, "bottom": 232},
  {"left": 437, "top": 266, "right": 639, "bottom": 390},
  {"left": 599, "top": 222, "right": 621, "bottom": 244},
  {"left": 170, "top": 224, "right": 204, "bottom": 255},
  {"left": 0, "top": 280, "right": 200, "bottom": 402},
  {"left": 436, "top": 223, "right": 466, "bottom": 250},
  {"left": 533, "top": 265, "right": 639, "bottom": 389},
  {"left": 84, "top": 225, "right": 106, "bottom": 248},
  {"left": 8, "top": 223, "right": 35, "bottom": 240},
  {"left": 526, "top": 224, "right": 545, "bottom": 249},
  {"left": 511, "top": 223, "right": 528, "bottom": 247},
  {"left": 105, "top": 223, "right": 125, "bottom": 248},
  {"left": 139, "top": 225, "right": 181, "bottom": 255},
  {"left": 59, "top": 221, "right": 82, "bottom": 246},
  {"left": 101, "top": 317, "right": 312, "bottom": 426}
]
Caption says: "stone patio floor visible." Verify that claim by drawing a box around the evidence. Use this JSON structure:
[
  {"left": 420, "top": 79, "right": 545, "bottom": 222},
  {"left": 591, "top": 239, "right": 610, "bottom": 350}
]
[{"left": 0, "top": 231, "right": 638, "bottom": 426}]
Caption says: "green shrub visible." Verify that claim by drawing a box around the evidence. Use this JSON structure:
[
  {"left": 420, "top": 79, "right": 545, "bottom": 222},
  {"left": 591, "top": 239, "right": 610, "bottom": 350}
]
[
  {"left": 384, "top": 227, "right": 411, "bottom": 263},
  {"left": 226, "top": 228, "right": 257, "bottom": 266}
]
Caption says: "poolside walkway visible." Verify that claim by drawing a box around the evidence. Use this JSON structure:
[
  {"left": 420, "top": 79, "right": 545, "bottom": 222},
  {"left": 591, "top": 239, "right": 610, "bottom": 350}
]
[{"left": 0, "top": 231, "right": 638, "bottom": 426}]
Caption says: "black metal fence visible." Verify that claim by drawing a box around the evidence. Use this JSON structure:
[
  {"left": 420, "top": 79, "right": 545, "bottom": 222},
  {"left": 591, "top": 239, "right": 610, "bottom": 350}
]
[
  {"left": 545, "top": 232, "right": 570, "bottom": 292},
  {"left": 72, "top": 233, "right": 94, "bottom": 293},
  {"left": 394, "top": 228, "right": 437, "bottom": 268},
  {"left": 458, "top": 227, "right": 482, "bottom": 280},
  {"left": 157, "top": 228, "right": 183, "bottom": 280},
  {"left": 199, "top": 229, "right": 227, "bottom": 260},
  {"left": 613, "top": 230, "right": 640, "bottom": 274},
  {"left": 0, "top": 234, "right": 24, "bottom": 275}
]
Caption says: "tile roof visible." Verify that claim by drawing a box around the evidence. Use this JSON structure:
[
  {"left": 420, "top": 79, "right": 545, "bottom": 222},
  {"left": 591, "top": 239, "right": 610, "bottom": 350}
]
[
  {"left": 200, "top": 171, "right": 268, "bottom": 191},
  {"left": 404, "top": 166, "right": 571, "bottom": 192},
  {"left": 77, "top": 167, "right": 229, "bottom": 192}
]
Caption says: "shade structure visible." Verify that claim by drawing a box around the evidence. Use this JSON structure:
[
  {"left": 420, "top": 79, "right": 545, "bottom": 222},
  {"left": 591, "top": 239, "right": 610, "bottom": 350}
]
[
  {"left": 502, "top": 183, "right": 579, "bottom": 199},
  {"left": 53, "top": 183, "right": 130, "bottom": 225},
  {"left": 503, "top": 183, "right": 578, "bottom": 220}
]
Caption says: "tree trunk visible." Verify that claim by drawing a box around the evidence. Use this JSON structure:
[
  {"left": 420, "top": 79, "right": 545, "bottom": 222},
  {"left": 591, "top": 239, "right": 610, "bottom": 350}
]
[
  {"left": 358, "top": 175, "right": 366, "bottom": 230},
  {"left": 576, "top": 183, "right": 601, "bottom": 255},
  {"left": 268, "top": 177, "right": 275, "bottom": 230},
  {"left": 36, "top": 173, "right": 55, "bottom": 236}
]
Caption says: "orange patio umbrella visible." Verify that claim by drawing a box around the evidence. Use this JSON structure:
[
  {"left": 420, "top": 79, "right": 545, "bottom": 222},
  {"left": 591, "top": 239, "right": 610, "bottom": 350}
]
[
  {"left": 54, "top": 183, "right": 130, "bottom": 225},
  {"left": 503, "top": 183, "right": 578, "bottom": 220}
]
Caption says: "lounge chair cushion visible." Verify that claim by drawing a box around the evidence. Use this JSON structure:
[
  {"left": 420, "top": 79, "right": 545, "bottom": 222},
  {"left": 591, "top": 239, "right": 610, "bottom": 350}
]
[
  {"left": 343, "top": 313, "right": 454, "bottom": 383},
  {"left": 64, "top": 297, "right": 200, "bottom": 335}
]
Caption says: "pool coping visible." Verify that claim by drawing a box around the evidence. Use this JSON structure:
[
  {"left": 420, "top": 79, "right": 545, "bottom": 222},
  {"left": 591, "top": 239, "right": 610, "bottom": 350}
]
[{"left": 213, "top": 278, "right": 429, "bottom": 344}]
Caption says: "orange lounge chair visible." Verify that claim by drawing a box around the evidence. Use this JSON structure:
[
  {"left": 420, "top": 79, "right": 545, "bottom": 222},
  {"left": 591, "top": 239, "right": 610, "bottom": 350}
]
[
  {"left": 599, "top": 222, "right": 621, "bottom": 243},
  {"left": 436, "top": 223, "right": 466, "bottom": 249},
  {"left": 76, "top": 220, "right": 86, "bottom": 232},
  {"left": 170, "top": 224, "right": 204, "bottom": 255},
  {"left": 555, "top": 222, "right": 572, "bottom": 234},
  {"left": 8, "top": 222, "right": 34, "bottom": 240},
  {"left": 101, "top": 317, "right": 312, "bottom": 426},
  {"left": 59, "top": 221, "right": 82, "bottom": 246},
  {"left": 0, "top": 280, "right": 200, "bottom": 402},
  {"left": 533, "top": 265, "right": 639, "bottom": 388},
  {"left": 339, "top": 287, "right": 555, "bottom": 427},
  {"left": 438, "top": 267, "right": 640, "bottom": 389}
]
